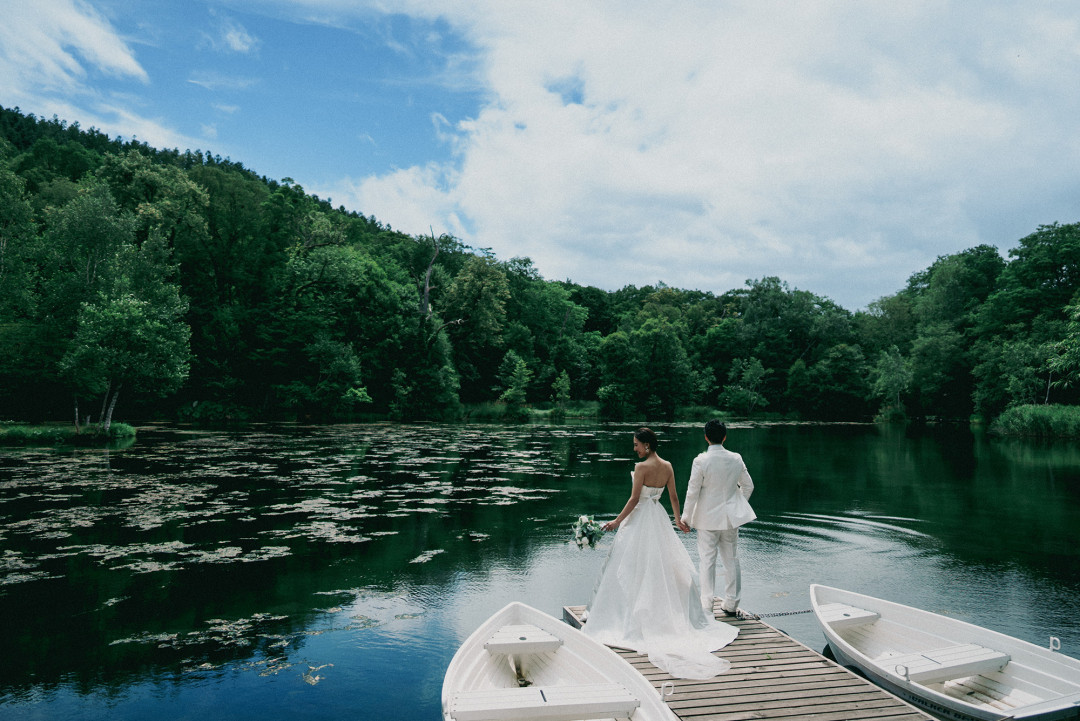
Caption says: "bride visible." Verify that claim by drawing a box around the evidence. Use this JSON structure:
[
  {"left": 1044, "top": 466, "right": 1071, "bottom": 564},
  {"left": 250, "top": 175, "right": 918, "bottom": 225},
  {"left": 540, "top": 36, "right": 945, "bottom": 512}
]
[{"left": 582, "top": 427, "right": 738, "bottom": 679}]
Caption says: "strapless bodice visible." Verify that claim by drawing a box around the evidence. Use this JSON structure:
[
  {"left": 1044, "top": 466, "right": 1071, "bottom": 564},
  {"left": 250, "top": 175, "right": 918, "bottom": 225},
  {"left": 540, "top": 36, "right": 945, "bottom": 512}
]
[{"left": 640, "top": 485, "right": 664, "bottom": 501}]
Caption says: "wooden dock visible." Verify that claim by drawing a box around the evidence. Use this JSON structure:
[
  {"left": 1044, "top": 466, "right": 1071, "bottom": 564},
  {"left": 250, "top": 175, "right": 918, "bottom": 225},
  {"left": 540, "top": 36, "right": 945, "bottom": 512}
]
[{"left": 562, "top": 604, "right": 934, "bottom": 721}]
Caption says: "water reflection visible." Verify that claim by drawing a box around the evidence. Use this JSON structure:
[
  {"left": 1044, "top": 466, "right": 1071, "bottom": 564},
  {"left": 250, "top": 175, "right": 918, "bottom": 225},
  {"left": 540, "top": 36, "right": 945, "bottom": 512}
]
[{"left": 1, "top": 422, "right": 1078, "bottom": 720}]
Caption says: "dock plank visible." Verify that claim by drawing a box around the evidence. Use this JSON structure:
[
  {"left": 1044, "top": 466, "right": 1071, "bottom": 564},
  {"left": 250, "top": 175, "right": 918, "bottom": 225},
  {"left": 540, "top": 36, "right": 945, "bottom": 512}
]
[{"left": 562, "top": 605, "right": 933, "bottom": 721}]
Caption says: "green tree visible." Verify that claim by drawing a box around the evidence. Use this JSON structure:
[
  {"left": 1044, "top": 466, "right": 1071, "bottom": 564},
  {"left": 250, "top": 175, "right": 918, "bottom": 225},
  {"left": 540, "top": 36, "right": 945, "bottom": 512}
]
[
  {"left": 61, "top": 215, "right": 191, "bottom": 429},
  {"left": 179, "top": 163, "right": 275, "bottom": 412},
  {"left": 596, "top": 331, "right": 639, "bottom": 420},
  {"left": 910, "top": 321, "right": 967, "bottom": 417},
  {"left": 501, "top": 257, "right": 587, "bottom": 401},
  {"left": 1000, "top": 340, "right": 1055, "bottom": 407},
  {"left": 498, "top": 350, "right": 533, "bottom": 421},
  {"left": 973, "top": 336, "right": 1066, "bottom": 420},
  {"left": 274, "top": 333, "right": 372, "bottom": 418},
  {"left": 442, "top": 255, "right": 511, "bottom": 402},
  {"left": 870, "top": 345, "right": 913, "bottom": 418},
  {"left": 1049, "top": 300, "right": 1080, "bottom": 390},
  {"left": 0, "top": 167, "right": 46, "bottom": 415},
  {"left": 95, "top": 149, "right": 212, "bottom": 255},
  {"left": 550, "top": 369, "right": 571, "bottom": 418},
  {"left": 906, "top": 247, "right": 1004, "bottom": 419},
  {"left": 854, "top": 292, "right": 916, "bottom": 358},
  {"left": 387, "top": 324, "right": 461, "bottom": 421},
  {"left": 688, "top": 316, "right": 741, "bottom": 406},
  {"left": 269, "top": 213, "right": 413, "bottom": 418},
  {"left": 974, "top": 226, "right": 1080, "bottom": 419},
  {"left": 40, "top": 180, "right": 135, "bottom": 324},
  {"left": 0, "top": 167, "right": 36, "bottom": 317},
  {"left": 631, "top": 317, "right": 692, "bottom": 419},
  {"left": 807, "top": 344, "right": 870, "bottom": 420},
  {"left": 785, "top": 359, "right": 814, "bottom": 417},
  {"left": 60, "top": 287, "right": 190, "bottom": 431},
  {"left": 719, "top": 357, "right": 771, "bottom": 416},
  {"left": 732, "top": 277, "right": 854, "bottom": 407},
  {"left": 979, "top": 223, "right": 1080, "bottom": 338},
  {"left": 34, "top": 181, "right": 137, "bottom": 420},
  {"left": 565, "top": 282, "right": 618, "bottom": 335},
  {"left": 11, "top": 136, "right": 100, "bottom": 194}
]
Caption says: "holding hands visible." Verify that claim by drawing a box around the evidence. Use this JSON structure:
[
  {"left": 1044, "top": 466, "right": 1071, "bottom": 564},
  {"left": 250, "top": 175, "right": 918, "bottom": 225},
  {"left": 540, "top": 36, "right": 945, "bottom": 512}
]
[{"left": 676, "top": 518, "right": 691, "bottom": 533}]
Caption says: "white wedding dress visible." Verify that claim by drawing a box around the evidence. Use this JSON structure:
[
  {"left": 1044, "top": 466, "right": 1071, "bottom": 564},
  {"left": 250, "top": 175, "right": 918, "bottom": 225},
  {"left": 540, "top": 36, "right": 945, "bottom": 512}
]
[{"left": 582, "top": 476, "right": 738, "bottom": 679}]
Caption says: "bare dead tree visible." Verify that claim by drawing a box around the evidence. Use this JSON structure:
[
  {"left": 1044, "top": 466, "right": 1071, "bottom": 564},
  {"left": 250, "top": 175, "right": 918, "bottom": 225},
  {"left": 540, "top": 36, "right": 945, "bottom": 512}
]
[{"left": 420, "top": 227, "right": 439, "bottom": 318}]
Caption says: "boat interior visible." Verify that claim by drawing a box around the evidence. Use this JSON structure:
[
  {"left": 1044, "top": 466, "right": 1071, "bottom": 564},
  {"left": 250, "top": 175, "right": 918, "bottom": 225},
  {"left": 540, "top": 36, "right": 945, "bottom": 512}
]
[
  {"left": 819, "top": 601, "right": 1080, "bottom": 715},
  {"left": 447, "top": 621, "right": 641, "bottom": 721}
]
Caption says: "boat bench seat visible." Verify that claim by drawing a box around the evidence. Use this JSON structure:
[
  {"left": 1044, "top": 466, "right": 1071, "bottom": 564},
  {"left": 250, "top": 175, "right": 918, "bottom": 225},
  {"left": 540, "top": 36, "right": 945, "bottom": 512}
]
[
  {"left": 882, "top": 643, "right": 1010, "bottom": 683},
  {"left": 448, "top": 682, "right": 640, "bottom": 721},
  {"left": 484, "top": 624, "right": 564, "bottom": 656},
  {"left": 817, "top": 602, "right": 880, "bottom": 629}
]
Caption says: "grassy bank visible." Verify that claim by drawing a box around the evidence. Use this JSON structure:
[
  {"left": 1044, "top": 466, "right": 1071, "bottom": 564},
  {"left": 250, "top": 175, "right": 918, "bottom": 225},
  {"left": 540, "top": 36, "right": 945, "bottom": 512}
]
[
  {"left": 0, "top": 422, "right": 137, "bottom": 446},
  {"left": 459, "top": 402, "right": 741, "bottom": 424},
  {"left": 990, "top": 404, "right": 1080, "bottom": 438},
  {"left": 461, "top": 401, "right": 602, "bottom": 422}
]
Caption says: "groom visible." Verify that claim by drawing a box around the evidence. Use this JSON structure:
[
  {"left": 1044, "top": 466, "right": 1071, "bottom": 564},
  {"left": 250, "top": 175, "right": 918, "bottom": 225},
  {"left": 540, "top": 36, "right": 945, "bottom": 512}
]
[{"left": 679, "top": 420, "right": 756, "bottom": 617}]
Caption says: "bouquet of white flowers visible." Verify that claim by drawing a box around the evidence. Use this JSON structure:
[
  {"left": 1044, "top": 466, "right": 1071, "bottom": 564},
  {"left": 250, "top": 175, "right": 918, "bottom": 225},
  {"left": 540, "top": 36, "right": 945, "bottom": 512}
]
[{"left": 571, "top": 514, "right": 605, "bottom": 549}]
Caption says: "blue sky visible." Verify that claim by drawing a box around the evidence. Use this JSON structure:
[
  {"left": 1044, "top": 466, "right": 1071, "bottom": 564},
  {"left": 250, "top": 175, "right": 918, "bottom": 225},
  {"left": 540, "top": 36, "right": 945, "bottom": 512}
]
[{"left": 4, "top": 1, "right": 1080, "bottom": 311}]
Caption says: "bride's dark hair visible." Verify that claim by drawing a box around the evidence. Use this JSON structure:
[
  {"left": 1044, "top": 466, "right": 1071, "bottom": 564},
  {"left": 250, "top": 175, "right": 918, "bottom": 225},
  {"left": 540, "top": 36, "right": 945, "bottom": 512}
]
[{"left": 635, "top": 427, "right": 659, "bottom": 454}]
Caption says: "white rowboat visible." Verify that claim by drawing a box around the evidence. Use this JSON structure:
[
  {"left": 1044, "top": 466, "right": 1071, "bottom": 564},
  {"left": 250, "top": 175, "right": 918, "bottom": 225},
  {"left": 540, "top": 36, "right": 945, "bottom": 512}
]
[
  {"left": 442, "top": 601, "right": 678, "bottom": 721},
  {"left": 810, "top": 584, "right": 1080, "bottom": 721}
]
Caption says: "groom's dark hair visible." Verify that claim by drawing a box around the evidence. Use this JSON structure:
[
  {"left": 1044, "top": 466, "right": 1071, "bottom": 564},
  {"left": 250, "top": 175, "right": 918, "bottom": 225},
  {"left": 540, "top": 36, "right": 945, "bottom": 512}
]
[{"left": 704, "top": 419, "right": 726, "bottom": 444}]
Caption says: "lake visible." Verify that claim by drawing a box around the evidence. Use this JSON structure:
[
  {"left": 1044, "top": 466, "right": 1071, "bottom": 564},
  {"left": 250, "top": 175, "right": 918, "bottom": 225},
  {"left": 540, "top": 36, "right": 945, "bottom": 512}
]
[{"left": 1, "top": 422, "right": 1079, "bottom": 720}]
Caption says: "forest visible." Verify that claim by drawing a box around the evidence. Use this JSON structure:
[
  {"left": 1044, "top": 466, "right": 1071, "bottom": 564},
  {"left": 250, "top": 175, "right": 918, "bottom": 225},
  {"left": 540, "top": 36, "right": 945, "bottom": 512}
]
[{"left": 3, "top": 104, "right": 1080, "bottom": 429}]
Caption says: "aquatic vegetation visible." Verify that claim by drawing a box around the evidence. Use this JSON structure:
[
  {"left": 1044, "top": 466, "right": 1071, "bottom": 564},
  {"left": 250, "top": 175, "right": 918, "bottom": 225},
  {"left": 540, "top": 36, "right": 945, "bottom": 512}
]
[
  {"left": 0, "top": 423, "right": 137, "bottom": 446},
  {"left": 0, "top": 423, "right": 622, "bottom": 699},
  {"left": 302, "top": 663, "right": 333, "bottom": 685}
]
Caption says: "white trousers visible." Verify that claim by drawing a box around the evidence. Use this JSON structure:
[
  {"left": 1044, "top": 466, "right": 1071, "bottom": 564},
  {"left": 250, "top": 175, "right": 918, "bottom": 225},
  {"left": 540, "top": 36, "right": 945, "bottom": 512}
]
[{"left": 697, "top": 528, "right": 740, "bottom": 612}]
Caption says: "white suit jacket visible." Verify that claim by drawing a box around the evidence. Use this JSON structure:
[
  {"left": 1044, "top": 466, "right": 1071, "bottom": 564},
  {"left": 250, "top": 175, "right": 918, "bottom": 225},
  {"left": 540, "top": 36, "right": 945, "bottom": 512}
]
[{"left": 681, "top": 444, "right": 756, "bottom": 531}]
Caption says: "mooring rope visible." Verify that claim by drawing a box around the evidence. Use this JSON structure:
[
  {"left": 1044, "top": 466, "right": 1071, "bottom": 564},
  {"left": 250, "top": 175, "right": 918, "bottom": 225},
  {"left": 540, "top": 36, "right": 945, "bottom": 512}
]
[{"left": 738, "top": 608, "right": 814, "bottom": 619}]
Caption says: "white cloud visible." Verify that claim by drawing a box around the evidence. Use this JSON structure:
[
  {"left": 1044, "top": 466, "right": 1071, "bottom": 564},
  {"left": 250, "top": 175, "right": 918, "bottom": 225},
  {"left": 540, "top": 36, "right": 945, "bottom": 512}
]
[
  {"left": 202, "top": 10, "right": 260, "bottom": 54},
  {"left": 223, "top": 22, "right": 258, "bottom": 53},
  {"left": 187, "top": 72, "right": 259, "bottom": 91},
  {"left": 88, "top": 102, "right": 202, "bottom": 151},
  {"left": 320, "top": 1, "right": 1080, "bottom": 308},
  {"left": 0, "top": 0, "right": 147, "bottom": 98},
  {"left": 329, "top": 163, "right": 468, "bottom": 237},
  {"left": 0, "top": 0, "right": 206, "bottom": 152}
]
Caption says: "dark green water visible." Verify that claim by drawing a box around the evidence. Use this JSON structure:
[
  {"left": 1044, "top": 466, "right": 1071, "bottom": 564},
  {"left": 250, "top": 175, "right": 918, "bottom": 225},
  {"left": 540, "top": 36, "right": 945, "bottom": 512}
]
[{"left": 1, "top": 422, "right": 1079, "bottom": 720}]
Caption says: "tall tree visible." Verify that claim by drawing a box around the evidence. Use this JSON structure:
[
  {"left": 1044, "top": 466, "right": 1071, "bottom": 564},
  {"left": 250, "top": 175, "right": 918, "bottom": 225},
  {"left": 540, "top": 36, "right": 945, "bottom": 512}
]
[
  {"left": 0, "top": 166, "right": 45, "bottom": 415},
  {"left": 870, "top": 345, "right": 913, "bottom": 417},
  {"left": 807, "top": 343, "right": 870, "bottom": 420},
  {"left": 441, "top": 255, "right": 511, "bottom": 402},
  {"left": 720, "top": 358, "right": 772, "bottom": 416},
  {"left": 979, "top": 223, "right": 1080, "bottom": 339},
  {"left": 631, "top": 317, "right": 692, "bottom": 419},
  {"left": 39, "top": 182, "right": 191, "bottom": 428},
  {"left": 596, "top": 330, "right": 639, "bottom": 420},
  {"left": 907, "top": 246, "right": 1004, "bottom": 418}
]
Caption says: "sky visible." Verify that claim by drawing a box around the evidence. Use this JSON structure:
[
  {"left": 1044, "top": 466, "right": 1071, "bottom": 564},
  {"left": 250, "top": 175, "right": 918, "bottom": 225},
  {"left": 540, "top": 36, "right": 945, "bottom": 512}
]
[{"left": 3, "top": 1, "right": 1080, "bottom": 311}]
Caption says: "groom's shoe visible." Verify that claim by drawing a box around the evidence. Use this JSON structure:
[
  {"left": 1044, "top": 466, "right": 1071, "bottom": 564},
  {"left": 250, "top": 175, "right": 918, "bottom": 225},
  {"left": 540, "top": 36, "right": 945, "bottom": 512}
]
[{"left": 719, "top": 606, "right": 738, "bottom": 617}]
